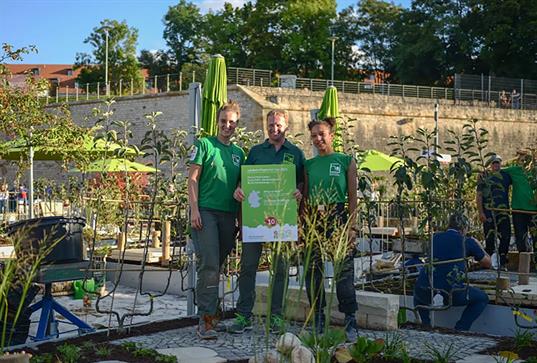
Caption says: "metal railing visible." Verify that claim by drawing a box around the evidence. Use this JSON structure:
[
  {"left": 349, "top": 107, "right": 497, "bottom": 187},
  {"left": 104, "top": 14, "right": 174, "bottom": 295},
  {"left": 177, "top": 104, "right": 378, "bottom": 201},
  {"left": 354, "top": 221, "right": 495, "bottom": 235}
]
[
  {"left": 42, "top": 67, "right": 272, "bottom": 105},
  {"left": 40, "top": 66, "right": 537, "bottom": 111}
]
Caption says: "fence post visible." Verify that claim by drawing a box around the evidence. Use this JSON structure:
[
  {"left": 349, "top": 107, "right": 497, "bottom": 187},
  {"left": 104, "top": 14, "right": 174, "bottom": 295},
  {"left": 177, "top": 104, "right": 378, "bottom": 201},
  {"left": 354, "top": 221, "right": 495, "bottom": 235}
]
[
  {"left": 357, "top": 81, "right": 360, "bottom": 94},
  {"left": 76, "top": 86, "right": 79, "bottom": 101},
  {"left": 310, "top": 79, "right": 313, "bottom": 90},
  {"left": 236, "top": 68, "right": 239, "bottom": 84},
  {"left": 166, "top": 74, "right": 170, "bottom": 92},
  {"left": 488, "top": 75, "right": 491, "bottom": 103},
  {"left": 179, "top": 72, "right": 183, "bottom": 91},
  {"left": 445, "top": 88, "right": 447, "bottom": 100},
  {"left": 253, "top": 68, "right": 256, "bottom": 86},
  {"left": 130, "top": 78, "right": 134, "bottom": 96},
  {"left": 97, "top": 82, "right": 100, "bottom": 99},
  {"left": 402, "top": 85, "right": 405, "bottom": 98},
  {"left": 521, "top": 79, "right": 524, "bottom": 109},
  {"left": 260, "top": 78, "right": 263, "bottom": 87},
  {"left": 86, "top": 83, "right": 89, "bottom": 100},
  {"left": 119, "top": 79, "right": 122, "bottom": 96},
  {"left": 154, "top": 75, "right": 158, "bottom": 93},
  {"left": 388, "top": 83, "right": 391, "bottom": 96},
  {"left": 192, "top": 70, "right": 196, "bottom": 83},
  {"left": 56, "top": 86, "right": 59, "bottom": 103},
  {"left": 142, "top": 77, "right": 145, "bottom": 95},
  {"left": 46, "top": 94, "right": 49, "bottom": 105},
  {"left": 342, "top": 81, "right": 345, "bottom": 93},
  {"left": 66, "top": 85, "right": 69, "bottom": 103}
]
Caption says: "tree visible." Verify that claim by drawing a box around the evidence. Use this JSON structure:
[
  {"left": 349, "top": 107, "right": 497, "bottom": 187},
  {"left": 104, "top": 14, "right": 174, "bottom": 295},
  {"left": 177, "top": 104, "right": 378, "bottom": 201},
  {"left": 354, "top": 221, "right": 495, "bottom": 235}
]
[
  {"left": 476, "top": 0, "right": 537, "bottom": 79},
  {"left": 138, "top": 49, "right": 176, "bottom": 77},
  {"left": 355, "top": 0, "right": 401, "bottom": 81},
  {"left": 281, "top": 0, "right": 337, "bottom": 78},
  {"left": 332, "top": 6, "right": 361, "bottom": 80},
  {"left": 75, "top": 19, "right": 143, "bottom": 91},
  {"left": 203, "top": 2, "right": 251, "bottom": 68},
  {"left": 163, "top": 0, "right": 205, "bottom": 69}
]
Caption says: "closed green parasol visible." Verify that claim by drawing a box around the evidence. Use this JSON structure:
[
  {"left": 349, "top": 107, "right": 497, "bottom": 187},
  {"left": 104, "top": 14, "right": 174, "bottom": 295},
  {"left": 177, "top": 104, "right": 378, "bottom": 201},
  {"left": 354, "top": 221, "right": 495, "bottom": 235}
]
[
  {"left": 358, "top": 150, "right": 403, "bottom": 171},
  {"left": 318, "top": 86, "right": 342, "bottom": 152},
  {"left": 201, "top": 55, "right": 227, "bottom": 136}
]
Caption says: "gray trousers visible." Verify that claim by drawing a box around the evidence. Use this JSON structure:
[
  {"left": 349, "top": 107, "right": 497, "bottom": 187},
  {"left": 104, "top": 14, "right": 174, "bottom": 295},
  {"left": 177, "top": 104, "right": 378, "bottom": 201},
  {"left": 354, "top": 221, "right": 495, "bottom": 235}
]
[
  {"left": 191, "top": 208, "right": 237, "bottom": 316},
  {"left": 236, "top": 242, "right": 288, "bottom": 318}
]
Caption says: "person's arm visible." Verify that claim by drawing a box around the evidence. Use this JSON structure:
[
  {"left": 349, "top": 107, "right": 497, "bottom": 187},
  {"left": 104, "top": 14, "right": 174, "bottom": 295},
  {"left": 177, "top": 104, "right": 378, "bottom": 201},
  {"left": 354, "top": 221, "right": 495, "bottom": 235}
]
[
  {"left": 347, "top": 158, "right": 358, "bottom": 227},
  {"left": 479, "top": 254, "right": 492, "bottom": 269},
  {"left": 468, "top": 237, "right": 492, "bottom": 269},
  {"left": 347, "top": 159, "right": 358, "bottom": 246},
  {"left": 188, "top": 164, "right": 203, "bottom": 230}
]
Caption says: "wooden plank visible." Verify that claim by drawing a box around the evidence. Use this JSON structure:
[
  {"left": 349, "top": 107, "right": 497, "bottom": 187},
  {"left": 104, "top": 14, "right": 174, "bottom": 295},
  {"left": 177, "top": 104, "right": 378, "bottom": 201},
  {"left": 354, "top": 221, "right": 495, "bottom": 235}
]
[{"left": 108, "top": 248, "right": 162, "bottom": 263}]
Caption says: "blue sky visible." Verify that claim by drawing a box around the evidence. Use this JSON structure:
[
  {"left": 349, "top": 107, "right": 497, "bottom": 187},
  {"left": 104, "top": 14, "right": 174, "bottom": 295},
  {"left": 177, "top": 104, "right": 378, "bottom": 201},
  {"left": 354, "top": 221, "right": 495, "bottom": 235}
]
[{"left": 1, "top": 0, "right": 410, "bottom": 64}]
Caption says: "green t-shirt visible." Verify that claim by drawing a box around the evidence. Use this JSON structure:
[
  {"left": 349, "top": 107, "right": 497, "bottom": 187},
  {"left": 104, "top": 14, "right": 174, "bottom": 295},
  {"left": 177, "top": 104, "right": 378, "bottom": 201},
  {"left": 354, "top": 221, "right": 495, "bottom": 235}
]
[
  {"left": 503, "top": 165, "right": 537, "bottom": 211},
  {"left": 305, "top": 152, "right": 352, "bottom": 205},
  {"left": 190, "top": 136, "right": 245, "bottom": 213},
  {"left": 245, "top": 139, "right": 305, "bottom": 186}
]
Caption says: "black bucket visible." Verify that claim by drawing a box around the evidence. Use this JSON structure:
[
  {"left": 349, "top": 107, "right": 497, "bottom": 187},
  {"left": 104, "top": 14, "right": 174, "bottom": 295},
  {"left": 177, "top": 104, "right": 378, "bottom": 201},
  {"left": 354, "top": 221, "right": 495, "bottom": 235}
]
[{"left": 7, "top": 216, "right": 86, "bottom": 264}]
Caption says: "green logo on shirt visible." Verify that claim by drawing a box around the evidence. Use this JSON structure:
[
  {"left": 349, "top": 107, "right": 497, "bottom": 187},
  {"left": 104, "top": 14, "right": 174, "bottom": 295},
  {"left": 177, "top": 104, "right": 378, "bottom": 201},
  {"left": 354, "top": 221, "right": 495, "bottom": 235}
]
[
  {"left": 283, "top": 153, "right": 295, "bottom": 164},
  {"left": 329, "top": 163, "right": 341, "bottom": 176},
  {"left": 232, "top": 154, "right": 241, "bottom": 167}
]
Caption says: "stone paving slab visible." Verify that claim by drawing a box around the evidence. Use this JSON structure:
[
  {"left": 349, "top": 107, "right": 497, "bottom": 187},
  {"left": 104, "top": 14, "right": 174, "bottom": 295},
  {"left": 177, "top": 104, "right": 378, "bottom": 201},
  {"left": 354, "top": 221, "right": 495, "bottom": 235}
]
[{"left": 111, "top": 319, "right": 500, "bottom": 362}]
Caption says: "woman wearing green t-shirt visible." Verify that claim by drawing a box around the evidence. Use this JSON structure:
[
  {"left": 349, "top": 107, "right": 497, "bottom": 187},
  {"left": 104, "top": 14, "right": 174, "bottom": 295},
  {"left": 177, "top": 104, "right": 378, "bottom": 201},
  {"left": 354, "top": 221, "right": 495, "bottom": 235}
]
[
  {"left": 303, "top": 117, "right": 359, "bottom": 341},
  {"left": 188, "top": 101, "right": 245, "bottom": 339}
]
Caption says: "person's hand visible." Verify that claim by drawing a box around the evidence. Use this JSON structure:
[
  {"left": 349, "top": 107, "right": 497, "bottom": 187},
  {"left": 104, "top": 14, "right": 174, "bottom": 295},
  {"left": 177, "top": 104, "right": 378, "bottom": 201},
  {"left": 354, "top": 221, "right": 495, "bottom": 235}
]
[
  {"left": 293, "top": 189, "right": 302, "bottom": 203},
  {"left": 479, "top": 212, "right": 487, "bottom": 223},
  {"left": 233, "top": 187, "right": 245, "bottom": 202},
  {"left": 191, "top": 208, "right": 203, "bottom": 230}
]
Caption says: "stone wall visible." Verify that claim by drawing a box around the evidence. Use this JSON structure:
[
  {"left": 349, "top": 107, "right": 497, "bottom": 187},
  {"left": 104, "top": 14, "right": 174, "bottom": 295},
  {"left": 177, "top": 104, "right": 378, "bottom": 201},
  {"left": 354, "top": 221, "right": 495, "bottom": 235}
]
[{"left": 5, "top": 84, "right": 537, "bottom": 184}]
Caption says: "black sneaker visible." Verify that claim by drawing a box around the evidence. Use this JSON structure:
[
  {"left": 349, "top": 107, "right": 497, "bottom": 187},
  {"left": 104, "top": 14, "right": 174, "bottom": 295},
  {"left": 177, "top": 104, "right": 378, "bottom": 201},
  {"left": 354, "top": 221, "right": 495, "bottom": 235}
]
[
  {"left": 344, "top": 314, "right": 359, "bottom": 342},
  {"left": 228, "top": 313, "right": 253, "bottom": 334}
]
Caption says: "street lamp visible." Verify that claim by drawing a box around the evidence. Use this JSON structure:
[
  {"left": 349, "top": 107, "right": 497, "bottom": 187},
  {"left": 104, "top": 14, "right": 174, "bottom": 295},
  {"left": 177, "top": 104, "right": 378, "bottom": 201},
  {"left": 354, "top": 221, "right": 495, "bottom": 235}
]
[{"left": 329, "top": 35, "right": 338, "bottom": 85}]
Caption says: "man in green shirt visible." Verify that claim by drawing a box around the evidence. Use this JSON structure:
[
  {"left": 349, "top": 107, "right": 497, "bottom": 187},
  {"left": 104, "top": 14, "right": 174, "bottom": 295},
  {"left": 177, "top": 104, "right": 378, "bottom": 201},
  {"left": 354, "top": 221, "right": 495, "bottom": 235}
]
[
  {"left": 188, "top": 101, "right": 245, "bottom": 339},
  {"left": 230, "top": 109, "right": 305, "bottom": 334},
  {"left": 503, "top": 150, "right": 537, "bottom": 253}
]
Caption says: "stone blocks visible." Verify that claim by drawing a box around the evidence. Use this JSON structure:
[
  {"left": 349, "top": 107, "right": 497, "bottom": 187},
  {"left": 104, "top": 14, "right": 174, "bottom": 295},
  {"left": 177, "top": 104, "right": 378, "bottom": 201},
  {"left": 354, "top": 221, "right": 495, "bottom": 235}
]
[{"left": 356, "top": 291, "right": 399, "bottom": 330}]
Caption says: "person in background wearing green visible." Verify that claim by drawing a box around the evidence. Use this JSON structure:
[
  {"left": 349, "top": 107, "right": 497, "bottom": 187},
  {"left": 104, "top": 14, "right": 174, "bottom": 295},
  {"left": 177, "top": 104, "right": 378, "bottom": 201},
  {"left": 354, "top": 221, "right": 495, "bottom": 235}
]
[
  {"left": 503, "top": 149, "right": 537, "bottom": 253},
  {"left": 188, "top": 101, "right": 245, "bottom": 339},
  {"left": 303, "top": 117, "right": 359, "bottom": 342},
  {"left": 230, "top": 109, "right": 305, "bottom": 334}
]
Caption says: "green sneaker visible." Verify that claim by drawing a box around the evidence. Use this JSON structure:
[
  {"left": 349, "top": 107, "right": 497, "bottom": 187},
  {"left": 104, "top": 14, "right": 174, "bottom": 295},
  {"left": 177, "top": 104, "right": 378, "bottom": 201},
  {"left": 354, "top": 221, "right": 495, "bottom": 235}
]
[
  {"left": 270, "top": 315, "right": 286, "bottom": 334},
  {"left": 228, "top": 314, "right": 252, "bottom": 334}
]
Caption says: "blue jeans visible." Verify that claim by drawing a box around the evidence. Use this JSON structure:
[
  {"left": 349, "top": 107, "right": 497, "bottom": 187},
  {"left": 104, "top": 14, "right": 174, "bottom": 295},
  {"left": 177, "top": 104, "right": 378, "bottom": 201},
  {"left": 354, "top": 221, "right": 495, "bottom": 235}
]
[{"left": 414, "top": 284, "right": 489, "bottom": 331}]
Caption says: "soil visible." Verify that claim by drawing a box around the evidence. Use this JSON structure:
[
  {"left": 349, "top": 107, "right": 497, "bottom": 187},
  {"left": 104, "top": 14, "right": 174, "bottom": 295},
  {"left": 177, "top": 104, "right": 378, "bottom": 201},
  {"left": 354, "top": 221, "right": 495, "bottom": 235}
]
[
  {"left": 482, "top": 337, "right": 537, "bottom": 360},
  {"left": 14, "top": 315, "right": 530, "bottom": 362}
]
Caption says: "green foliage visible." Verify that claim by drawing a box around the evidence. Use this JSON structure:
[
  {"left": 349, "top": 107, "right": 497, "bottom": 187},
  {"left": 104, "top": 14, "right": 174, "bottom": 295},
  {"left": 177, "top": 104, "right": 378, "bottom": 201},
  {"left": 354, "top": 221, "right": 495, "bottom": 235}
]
[
  {"left": 514, "top": 328, "right": 535, "bottom": 349},
  {"left": 75, "top": 19, "right": 144, "bottom": 91},
  {"left": 300, "top": 328, "right": 346, "bottom": 363},
  {"left": 348, "top": 336, "right": 384, "bottom": 363},
  {"left": 121, "top": 341, "right": 177, "bottom": 363},
  {"left": 525, "top": 356, "right": 537, "bottom": 363},
  {"left": 94, "top": 344, "right": 112, "bottom": 357},
  {"left": 56, "top": 343, "right": 81, "bottom": 363},
  {"left": 383, "top": 331, "right": 409, "bottom": 360},
  {"left": 29, "top": 353, "right": 54, "bottom": 363},
  {"left": 163, "top": 0, "right": 205, "bottom": 69},
  {"left": 355, "top": 0, "right": 401, "bottom": 79},
  {"left": 423, "top": 341, "right": 457, "bottom": 363}
]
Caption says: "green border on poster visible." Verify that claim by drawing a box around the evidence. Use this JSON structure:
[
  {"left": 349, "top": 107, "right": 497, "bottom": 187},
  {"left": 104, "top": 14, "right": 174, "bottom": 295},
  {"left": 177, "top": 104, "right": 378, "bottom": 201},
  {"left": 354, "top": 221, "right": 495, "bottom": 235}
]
[{"left": 241, "top": 164, "right": 298, "bottom": 242}]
